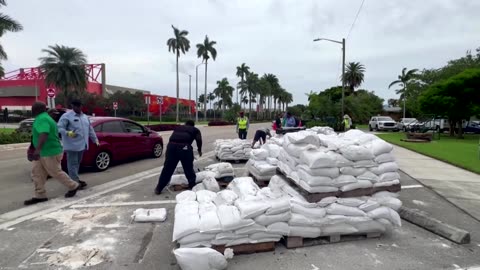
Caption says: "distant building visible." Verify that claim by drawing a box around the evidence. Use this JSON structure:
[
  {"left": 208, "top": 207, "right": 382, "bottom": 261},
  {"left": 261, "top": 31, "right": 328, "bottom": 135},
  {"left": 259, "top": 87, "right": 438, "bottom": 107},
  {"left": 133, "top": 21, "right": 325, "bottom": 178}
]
[{"left": 382, "top": 106, "right": 402, "bottom": 120}]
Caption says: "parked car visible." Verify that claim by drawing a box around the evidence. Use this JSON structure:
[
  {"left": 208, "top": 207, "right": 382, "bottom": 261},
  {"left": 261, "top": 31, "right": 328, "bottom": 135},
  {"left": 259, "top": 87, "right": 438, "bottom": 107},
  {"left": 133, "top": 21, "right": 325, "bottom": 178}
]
[
  {"left": 424, "top": 118, "right": 450, "bottom": 132},
  {"left": 462, "top": 121, "right": 480, "bottom": 134},
  {"left": 398, "top": 118, "right": 416, "bottom": 131},
  {"left": 16, "top": 109, "right": 67, "bottom": 133},
  {"left": 369, "top": 116, "right": 399, "bottom": 131},
  {"left": 62, "top": 117, "right": 164, "bottom": 171}
]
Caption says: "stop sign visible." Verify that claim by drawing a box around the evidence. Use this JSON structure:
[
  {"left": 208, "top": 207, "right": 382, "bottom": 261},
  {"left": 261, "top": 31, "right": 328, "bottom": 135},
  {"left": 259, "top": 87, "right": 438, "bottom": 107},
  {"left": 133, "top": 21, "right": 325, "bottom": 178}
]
[{"left": 47, "top": 88, "right": 56, "bottom": 98}]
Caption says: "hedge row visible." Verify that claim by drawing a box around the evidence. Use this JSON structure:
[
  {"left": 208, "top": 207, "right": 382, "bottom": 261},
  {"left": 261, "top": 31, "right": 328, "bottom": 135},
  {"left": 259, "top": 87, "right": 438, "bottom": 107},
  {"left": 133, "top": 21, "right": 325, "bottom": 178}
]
[
  {"left": 0, "top": 132, "right": 31, "bottom": 145},
  {"left": 146, "top": 124, "right": 181, "bottom": 132}
]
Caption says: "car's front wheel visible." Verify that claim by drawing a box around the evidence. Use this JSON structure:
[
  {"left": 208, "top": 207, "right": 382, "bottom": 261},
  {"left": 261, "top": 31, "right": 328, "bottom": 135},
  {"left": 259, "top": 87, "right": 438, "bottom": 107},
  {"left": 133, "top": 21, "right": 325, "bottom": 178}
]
[
  {"left": 95, "top": 151, "right": 111, "bottom": 171},
  {"left": 152, "top": 143, "right": 163, "bottom": 158},
  {"left": 369, "top": 125, "right": 373, "bottom": 131}
]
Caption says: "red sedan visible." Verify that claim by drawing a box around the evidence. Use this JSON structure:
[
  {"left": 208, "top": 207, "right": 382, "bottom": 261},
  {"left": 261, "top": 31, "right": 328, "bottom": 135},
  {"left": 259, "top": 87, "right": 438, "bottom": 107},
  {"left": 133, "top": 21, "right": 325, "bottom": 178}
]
[{"left": 63, "top": 117, "right": 164, "bottom": 171}]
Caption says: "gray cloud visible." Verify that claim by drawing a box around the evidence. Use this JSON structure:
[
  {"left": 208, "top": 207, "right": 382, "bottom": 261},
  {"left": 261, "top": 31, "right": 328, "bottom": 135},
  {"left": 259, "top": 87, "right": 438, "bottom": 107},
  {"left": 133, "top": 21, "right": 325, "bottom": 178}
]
[{"left": 2, "top": 0, "right": 479, "bottom": 105}]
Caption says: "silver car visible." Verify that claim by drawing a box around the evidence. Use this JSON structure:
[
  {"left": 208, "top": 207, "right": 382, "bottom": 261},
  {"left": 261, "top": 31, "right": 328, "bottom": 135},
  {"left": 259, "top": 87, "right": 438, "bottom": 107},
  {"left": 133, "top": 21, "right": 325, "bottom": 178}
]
[{"left": 369, "top": 116, "right": 399, "bottom": 131}]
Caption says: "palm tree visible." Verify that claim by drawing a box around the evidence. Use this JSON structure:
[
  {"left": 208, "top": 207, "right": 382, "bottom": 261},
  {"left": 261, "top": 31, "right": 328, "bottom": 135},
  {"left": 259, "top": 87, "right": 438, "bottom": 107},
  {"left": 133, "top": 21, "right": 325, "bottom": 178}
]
[
  {"left": 245, "top": 72, "right": 259, "bottom": 119},
  {"left": 0, "top": 0, "right": 23, "bottom": 62},
  {"left": 207, "top": 92, "right": 215, "bottom": 118},
  {"left": 39, "top": 45, "right": 88, "bottom": 107},
  {"left": 263, "top": 73, "right": 279, "bottom": 118},
  {"left": 342, "top": 62, "right": 365, "bottom": 95},
  {"left": 196, "top": 35, "right": 217, "bottom": 121},
  {"left": 241, "top": 95, "right": 249, "bottom": 110},
  {"left": 213, "top": 78, "right": 234, "bottom": 116},
  {"left": 236, "top": 63, "right": 250, "bottom": 104},
  {"left": 389, "top": 67, "right": 419, "bottom": 118},
  {"left": 167, "top": 25, "right": 190, "bottom": 122},
  {"left": 257, "top": 77, "right": 271, "bottom": 120},
  {"left": 305, "top": 90, "right": 316, "bottom": 101}
]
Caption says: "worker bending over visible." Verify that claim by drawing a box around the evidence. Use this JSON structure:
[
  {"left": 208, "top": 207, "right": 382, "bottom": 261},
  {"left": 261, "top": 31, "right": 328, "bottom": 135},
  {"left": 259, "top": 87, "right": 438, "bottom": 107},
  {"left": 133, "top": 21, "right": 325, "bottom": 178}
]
[{"left": 251, "top": 128, "right": 271, "bottom": 148}]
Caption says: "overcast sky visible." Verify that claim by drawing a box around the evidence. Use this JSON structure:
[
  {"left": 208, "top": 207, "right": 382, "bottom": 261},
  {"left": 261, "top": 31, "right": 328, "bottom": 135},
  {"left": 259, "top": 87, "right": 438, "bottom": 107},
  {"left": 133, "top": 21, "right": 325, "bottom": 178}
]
[{"left": 3, "top": 0, "right": 480, "bottom": 105}]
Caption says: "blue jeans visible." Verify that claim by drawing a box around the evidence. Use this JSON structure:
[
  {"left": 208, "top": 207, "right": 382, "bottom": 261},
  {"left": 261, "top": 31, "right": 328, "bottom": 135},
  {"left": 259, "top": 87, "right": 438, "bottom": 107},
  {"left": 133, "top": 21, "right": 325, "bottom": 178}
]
[{"left": 66, "top": 150, "right": 84, "bottom": 182}]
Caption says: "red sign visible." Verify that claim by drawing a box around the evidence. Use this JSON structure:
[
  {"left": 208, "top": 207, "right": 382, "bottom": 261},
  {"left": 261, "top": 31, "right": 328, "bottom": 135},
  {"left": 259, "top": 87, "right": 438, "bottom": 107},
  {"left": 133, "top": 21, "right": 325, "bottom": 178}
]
[
  {"left": 113, "top": 102, "right": 118, "bottom": 110},
  {"left": 47, "top": 88, "right": 56, "bottom": 98}
]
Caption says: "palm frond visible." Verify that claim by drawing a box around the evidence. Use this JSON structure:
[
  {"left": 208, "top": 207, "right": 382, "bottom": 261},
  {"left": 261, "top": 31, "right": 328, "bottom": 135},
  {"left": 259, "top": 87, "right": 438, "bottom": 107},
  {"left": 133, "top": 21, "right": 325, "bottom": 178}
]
[
  {"left": 0, "top": 14, "right": 23, "bottom": 33},
  {"left": 388, "top": 80, "right": 402, "bottom": 89}
]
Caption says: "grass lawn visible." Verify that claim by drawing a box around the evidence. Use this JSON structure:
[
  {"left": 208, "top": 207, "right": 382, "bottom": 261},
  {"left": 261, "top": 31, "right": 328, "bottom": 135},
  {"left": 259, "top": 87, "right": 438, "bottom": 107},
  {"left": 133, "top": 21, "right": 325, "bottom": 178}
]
[
  {"left": 0, "top": 128, "right": 15, "bottom": 134},
  {"left": 137, "top": 121, "right": 209, "bottom": 125},
  {"left": 377, "top": 132, "right": 480, "bottom": 174},
  {"left": 356, "top": 124, "right": 369, "bottom": 130}
]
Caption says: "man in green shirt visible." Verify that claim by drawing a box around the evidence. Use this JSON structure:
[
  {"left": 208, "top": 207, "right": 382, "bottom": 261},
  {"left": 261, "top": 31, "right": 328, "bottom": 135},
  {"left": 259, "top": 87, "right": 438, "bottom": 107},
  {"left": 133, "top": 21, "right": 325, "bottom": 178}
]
[{"left": 24, "top": 102, "right": 80, "bottom": 205}]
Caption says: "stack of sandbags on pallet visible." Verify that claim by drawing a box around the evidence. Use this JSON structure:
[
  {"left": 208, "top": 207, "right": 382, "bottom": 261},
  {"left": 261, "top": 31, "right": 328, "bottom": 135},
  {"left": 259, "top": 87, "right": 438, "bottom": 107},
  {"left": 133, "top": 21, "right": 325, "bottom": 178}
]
[
  {"left": 246, "top": 145, "right": 281, "bottom": 181},
  {"left": 267, "top": 175, "right": 401, "bottom": 238},
  {"left": 277, "top": 128, "right": 399, "bottom": 195},
  {"left": 205, "top": 163, "right": 235, "bottom": 180},
  {"left": 214, "top": 139, "right": 252, "bottom": 161},
  {"left": 173, "top": 177, "right": 287, "bottom": 248}
]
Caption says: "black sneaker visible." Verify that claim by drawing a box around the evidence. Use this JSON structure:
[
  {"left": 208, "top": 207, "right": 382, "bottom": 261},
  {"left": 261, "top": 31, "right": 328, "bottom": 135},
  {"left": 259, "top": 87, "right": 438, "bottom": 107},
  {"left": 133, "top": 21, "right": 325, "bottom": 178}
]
[
  {"left": 24, "top": 197, "right": 48, "bottom": 205},
  {"left": 65, "top": 185, "right": 80, "bottom": 198},
  {"left": 78, "top": 180, "right": 87, "bottom": 190},
  {"left": 154, "top": 188, "right": 161, "bottom": 195}
]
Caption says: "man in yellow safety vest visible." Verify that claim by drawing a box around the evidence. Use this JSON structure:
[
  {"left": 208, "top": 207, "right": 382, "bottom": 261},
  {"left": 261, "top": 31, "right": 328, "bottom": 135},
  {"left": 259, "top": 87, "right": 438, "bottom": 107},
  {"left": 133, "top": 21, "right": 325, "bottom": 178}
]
[{"left": 236, "top": 112, "right": 249, "bottom": 139}]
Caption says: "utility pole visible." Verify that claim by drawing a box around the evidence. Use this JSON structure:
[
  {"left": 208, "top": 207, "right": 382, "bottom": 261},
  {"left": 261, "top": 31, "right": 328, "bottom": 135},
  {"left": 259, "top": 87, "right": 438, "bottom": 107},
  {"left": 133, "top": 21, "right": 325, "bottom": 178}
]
[
  {"left": 189, "top": 74, "right": 192, "bottom": 117},
  {"left": 341, "top": 38, "right": 345, "bottom": 118},
  {"left": 195, "top": 63, "right": 205, "bottom": 123}
]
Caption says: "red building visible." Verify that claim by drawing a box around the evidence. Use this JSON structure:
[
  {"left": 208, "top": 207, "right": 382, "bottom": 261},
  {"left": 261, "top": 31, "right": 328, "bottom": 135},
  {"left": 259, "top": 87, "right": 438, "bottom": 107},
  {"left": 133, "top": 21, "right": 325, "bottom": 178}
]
[{"left": 0, "top": 64, "right": 195, "bottom": 114}]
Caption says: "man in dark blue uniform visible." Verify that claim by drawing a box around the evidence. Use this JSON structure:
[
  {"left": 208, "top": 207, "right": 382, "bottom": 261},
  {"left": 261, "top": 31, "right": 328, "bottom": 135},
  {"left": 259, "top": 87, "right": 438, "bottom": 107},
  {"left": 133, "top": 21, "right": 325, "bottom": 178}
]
[{"left": 154, "top": 120, "right": 202, "bottom": 194}]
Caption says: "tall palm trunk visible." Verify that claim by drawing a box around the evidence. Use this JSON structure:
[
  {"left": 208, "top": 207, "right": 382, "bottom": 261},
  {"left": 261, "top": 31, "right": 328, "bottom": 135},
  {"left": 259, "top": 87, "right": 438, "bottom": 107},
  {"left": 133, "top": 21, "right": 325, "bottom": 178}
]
[
  {"left": 204, "top": 61, "right": 208, "bottom": 121},
  {"left": 248, "top": 92, "right": 252, "bottom": 120},
  {"left": 176, "top": 52, "right": 180, "bottom": 122}
]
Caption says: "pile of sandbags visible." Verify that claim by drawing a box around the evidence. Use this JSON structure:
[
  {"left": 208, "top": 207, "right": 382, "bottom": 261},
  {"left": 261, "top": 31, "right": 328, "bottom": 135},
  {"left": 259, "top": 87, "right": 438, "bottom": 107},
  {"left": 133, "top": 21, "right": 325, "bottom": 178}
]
[
  {"left": 246, "top": 144, "right": 281, "bottom": 181},
  {"left": 215, "top": 139, "right": 252, "bottom": 161},
  {"left": 170, "top": 171, "right": 216, "bottom": 186},
  {"left": 277, "top": 129, "right": 400, "bottom": 194},
  {"left": 172, "top": 176, "right": 401, "bottom": 248},
  {"left": 308, "top": 126, "right": 336, "bottom": 135},
  {"left": 205, "top": 163, "right": 235, "bottom": 179}
]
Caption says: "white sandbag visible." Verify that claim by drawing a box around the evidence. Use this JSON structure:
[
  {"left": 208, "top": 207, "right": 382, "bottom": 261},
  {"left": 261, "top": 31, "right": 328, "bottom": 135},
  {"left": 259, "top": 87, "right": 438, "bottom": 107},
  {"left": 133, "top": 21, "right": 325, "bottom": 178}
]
[
  {"left": 317, "top": 196, "right": 338, "bottom": 207},
  {"left": 377, "top": 218, "right": 393, "bottom": 227},
  {"left": 265, "top": 198, "right": 291, "bottom": 215},
  {"left": 324, "top": 215, "right": 349, "bottom": 224},
  {"left": 339, "top": 145, "right": 375, "bottom": 161},
  {"left": 370, "top": 139, "right": 393, "bottom": 156},
  {"left": 367, "top": 207, "right": 402, "bottom": 226},
  {"left": 227, "top": 177, "right": 259, "bottom": 200},
  {"left": 247, "top": 163, "right": 274, "bottom": 181},
  {"left": 251, "top": 149, "right": 269, "bottom": 160},
  {"left": 326, "top": 203, "right": 366, "bottom": 217},
  {"left": 193, "top": 183, "right": 206, "bottom": 192},
  {"left": 357, "top": 171, "right": 380, "bottom": 183},
  {"left": 254, "top": 211, "right": 292, "bottom": 226},
  {"left": 235, "top": 199, "right": 270, "bottom": 219},
  {"left": 297, "top": 169, "right": 334, "bottom": 186},
  {"left": 289, "top": 226, "right": 321, "bottom": 238},
  {"left": 336, "top": 198, "right": 365, "bottom": 207},
  {"left": 249, "top": 232, "right": 282, "bottom": 240},
  {"left": 235, "top": 223, "right": 267, "bottom": 235},
  {"left": 171, "top": 174, "right": 188, "bottom": 185},
  {"left": 132, "top": 208, "right": 167, "bottom": 222},
  {"left": 340, "top": 180, "right": 373, "bottom": 192},
  {"left": 206, "top": 163, "right": 235, "bottom": 178},
  {"left": 257, "top": 187, "right": 284, "bottom": 200},
  {"left": 173, "top": 202, "right": 200, "bottom": 241},
  {"left": 358, "top": 200, "right": 381, "bottom": 212},
  {"left": 286, "top": 130, "right": 321, "bottom": 146},
  {"left": 203, "top": 177, "right": 220, "bottom": 192},
  {"left": 262, "top": 144, "right": 281, "bottom": 158},
  {"left": 291, "top": 198, "right": 318, "bottom": 208},
  {"left": 373, "top": 191, "right": 400, "bottom": 199},
  {"left": 299, "top": 150, "right": 336, "bottom": 168},
  {"left": 332, "top": 175, "right": 357, "bottom": 187},
  {"left": 215, "top": 232, "right": 246, "bottom": 240},
  {"left": 379, "top": 172, "right": 400, "bottom": 182},
  {"left": 297, "top": 164, "right": 340, "bottom": 178},
  {"left": 374, "top": 153, "right": 395, "bottom": 164},
  {"left": 174, "top": 247, "right": 232, "bottom": 270},
  {"left": 342, "top": 129, "right": 366, "bottom": 139},
  {"left": 373, "top": 196, "right": 402, "bottom": 211},
  {"left": 226, "top": 238, "right": 251, "bottom": 246},
  {"left": 180, "top": 242, "right": 212, "bottom": 248},
  {"left": 266, "top": 157, "right": 278, "bottom": 166},
  {"left": 291, "top": 204, "right": 326, "bottom": 219},
  {"left": 373, "top": 179, "right": 400, "bottom": 188},
  {"left": 285, "top": 143, "right": 317, "bottom": 158},
  {"left": 343, "top": 216, "right": 372, "bottom": 224},
  {"left": 199, "top": 203, "right": 222, "bottom": 233},
  {"left": 340, "top": 167, "right": 367, "bottom": 177},
  {"left": 298, "top": 180, "right": 339, "bottom": 193},
  {"left": 196, "top": 171, "right": 217, "bottom": 182},
  {"left": 213, "top": 190, "right": 238, "bottom": 206},
  {"left": 177, "top": 232, "right": 216, "bottom": 245},
  {"left": 354, "top": 133, "right": 378, "bottom": 144},
  {"left": 289, "top": 213, "right": 314, "bottom": 226},
  {"left": 196, "top": 190, "right": 217, "bottom": 204},
  {"left": 320, "top": 223, "right": 358, "bottom": 236},
  {"left": 266, "top": 222, "right": 290, "bottom": 235},
  {"left": 217, "top": 205, "right": 255, "bottom": 231},
  {"left": 176, "top": 191, "right": 197, "bottom": 203},
  {"left": 353, "top": 160, "right": 377, "bottom": 168}
]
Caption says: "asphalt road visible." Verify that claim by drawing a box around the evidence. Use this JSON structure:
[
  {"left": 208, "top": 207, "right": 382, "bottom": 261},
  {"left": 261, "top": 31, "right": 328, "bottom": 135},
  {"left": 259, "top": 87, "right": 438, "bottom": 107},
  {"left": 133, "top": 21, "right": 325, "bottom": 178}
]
[{"left": 0, "top": 123, "right": 270, "bottom": 214}]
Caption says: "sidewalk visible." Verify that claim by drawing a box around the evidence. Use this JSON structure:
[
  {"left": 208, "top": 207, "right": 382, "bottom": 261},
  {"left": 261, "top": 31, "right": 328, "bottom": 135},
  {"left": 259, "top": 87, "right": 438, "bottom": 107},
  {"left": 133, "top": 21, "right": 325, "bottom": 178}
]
[{"left": 393, "top": 145, "right": 480, "bottom": 221}]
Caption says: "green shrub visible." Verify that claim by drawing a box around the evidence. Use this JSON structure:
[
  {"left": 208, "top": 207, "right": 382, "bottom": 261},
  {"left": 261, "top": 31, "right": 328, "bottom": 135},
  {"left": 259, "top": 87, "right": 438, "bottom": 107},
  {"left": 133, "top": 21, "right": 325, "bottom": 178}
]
[{"left": 0, "top": 132, "right": 31, "bottom": 145}]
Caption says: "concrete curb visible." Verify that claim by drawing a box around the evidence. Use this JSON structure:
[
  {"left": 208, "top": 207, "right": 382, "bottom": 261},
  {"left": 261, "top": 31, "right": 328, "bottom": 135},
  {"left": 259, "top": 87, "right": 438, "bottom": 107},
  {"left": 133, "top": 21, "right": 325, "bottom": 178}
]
[{"left": 399, "top": 206, "right": 470, "bottom": 244}]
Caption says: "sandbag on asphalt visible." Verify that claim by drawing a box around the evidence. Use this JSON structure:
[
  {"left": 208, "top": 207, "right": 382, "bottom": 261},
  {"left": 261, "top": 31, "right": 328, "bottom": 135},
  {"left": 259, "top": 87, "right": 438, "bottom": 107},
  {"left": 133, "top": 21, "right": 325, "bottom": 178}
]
[
  {"left": 132, "top": 208, "right": 167, "bottom": 222},
  {"left": 174, "top": 247, "right": 233, "bottom": 270}
]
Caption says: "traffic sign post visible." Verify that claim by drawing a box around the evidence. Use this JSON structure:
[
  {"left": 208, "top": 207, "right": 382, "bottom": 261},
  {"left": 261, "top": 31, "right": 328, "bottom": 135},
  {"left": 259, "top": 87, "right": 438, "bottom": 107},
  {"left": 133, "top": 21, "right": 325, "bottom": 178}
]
[
  {"left": 46, "top": 88, "right": 56, "bottom": 109},
  {"left": 113, "top": 102, "right": 118, "bottom": 117},
  {"left": 145, "top": 96, "right": 151, "bottom": 125},
  {"left": 157, "top": 97, "right": 163, "bottom": 123}
]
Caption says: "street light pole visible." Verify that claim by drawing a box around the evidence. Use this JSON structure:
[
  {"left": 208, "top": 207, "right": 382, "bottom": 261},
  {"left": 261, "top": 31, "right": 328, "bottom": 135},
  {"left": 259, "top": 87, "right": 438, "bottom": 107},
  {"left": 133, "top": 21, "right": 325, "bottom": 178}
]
[
  {"left": 189, "top": 74, "right": 192, "bottom": 117},
  {"left": 314, "top": 37, "right": 346, "bottom": 117},
  {"left": 195, "top": 63, "right": 205, "bottom": 123}
]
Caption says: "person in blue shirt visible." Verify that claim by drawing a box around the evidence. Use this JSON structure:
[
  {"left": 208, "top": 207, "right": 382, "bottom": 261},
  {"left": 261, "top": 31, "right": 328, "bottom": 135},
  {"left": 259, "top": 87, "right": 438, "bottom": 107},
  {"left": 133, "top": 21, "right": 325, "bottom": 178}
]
[
  {"left": 285, "top": 112, "right": 296, "bottom": 127},
  {"left": 58, "top": 99, "right": 99, "bottom": 189}
]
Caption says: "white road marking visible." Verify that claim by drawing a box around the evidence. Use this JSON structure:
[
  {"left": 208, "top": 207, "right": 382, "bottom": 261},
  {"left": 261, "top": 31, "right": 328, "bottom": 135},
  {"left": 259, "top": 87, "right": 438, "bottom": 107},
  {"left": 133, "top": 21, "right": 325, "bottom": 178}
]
[
  {"left": 70, "top": 200, "right": 177, "bottom": 209},
  {"left": 402, "top": 184, "right": 424, "bottom": 189},
  {"left": 0, "top": 150, "right": 214, "bottom": 230}
]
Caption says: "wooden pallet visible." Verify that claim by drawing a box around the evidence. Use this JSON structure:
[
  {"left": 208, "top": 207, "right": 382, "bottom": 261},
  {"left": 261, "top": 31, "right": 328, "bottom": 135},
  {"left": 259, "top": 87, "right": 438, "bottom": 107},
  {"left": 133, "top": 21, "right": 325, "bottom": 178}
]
[
  {"left": 276, "top": 168, "right": 401, "bottom": 202},
  {"left": 215, "top": 156, "right": 249, "bottom": 163},
  {"left": 212, "top": 241, "right": 276, "bottom": 255},
  {"left": 283, "top": 232, "right": 382, "bottom": 249},
  {"left": 248, "top": 173, "right": 270, "bottom": 187}
]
